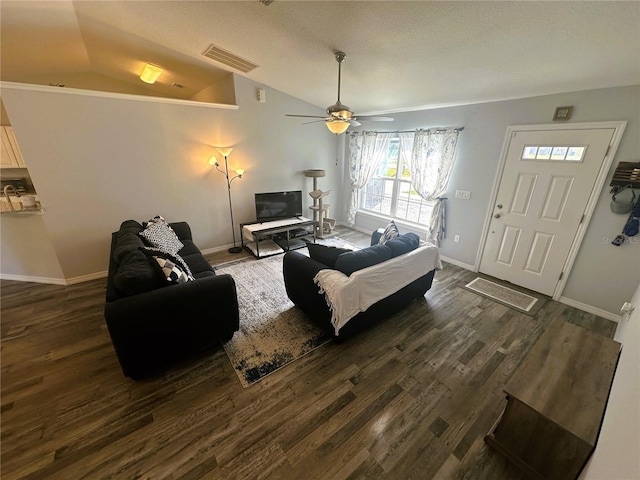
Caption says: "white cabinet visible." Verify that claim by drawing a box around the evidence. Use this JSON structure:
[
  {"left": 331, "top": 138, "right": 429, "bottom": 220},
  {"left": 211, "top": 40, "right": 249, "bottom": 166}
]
[{"left": 1, "top": 126, "right": 26, "bottom": 168}]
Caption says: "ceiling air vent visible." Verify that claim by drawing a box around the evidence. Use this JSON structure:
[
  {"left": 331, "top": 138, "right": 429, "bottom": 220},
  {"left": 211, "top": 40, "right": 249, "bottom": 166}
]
[{"left": 202, "top": 45, "right": 259, "bottom": 74}]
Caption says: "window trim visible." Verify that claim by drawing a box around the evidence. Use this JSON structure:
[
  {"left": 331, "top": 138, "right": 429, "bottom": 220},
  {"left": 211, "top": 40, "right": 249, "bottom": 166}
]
[{"left": 358, "top": 136, "right": 434, "bottom": 226}]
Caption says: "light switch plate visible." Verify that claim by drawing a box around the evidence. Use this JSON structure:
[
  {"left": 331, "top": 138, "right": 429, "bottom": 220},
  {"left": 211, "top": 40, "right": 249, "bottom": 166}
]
[{"left": 455, "top": 190, "right": 471, "bottom": 200}]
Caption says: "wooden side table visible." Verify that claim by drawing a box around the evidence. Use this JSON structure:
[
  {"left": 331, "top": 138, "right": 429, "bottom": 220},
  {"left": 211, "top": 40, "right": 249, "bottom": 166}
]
[{"left": 485, "top": 318, "right": 620, "bottom": 480}]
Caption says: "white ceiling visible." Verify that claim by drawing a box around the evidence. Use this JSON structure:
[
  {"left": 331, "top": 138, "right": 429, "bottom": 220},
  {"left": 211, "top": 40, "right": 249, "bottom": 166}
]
[{"left": 1, "top": 1, "right": 639, "bottom": 115}]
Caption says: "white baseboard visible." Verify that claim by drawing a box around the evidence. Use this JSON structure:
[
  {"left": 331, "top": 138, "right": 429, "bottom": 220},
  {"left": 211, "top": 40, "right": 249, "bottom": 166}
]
[
  {"left": 1, "top": 270, "right": 108, "bottom": 286},
  {"left": 66, "top": 271, "right": 108, "bottom": 285},
  {"left": 433, "top": 260, "right": 621, "bottom": 323},
  {"left": 559, "top": 296, "right": 621, "bottom": 323},
  {"left": 346, "top": 224, "right": 371, "bottom": 235},
  {"left": 0, "top": 273, "right": 67, "bottom": 285},
  {"left": 440, "top": 255, "right": 476, "bottom": 272},
  {"left": 200, "top": 244, "right": 236, "bottom": 255}
]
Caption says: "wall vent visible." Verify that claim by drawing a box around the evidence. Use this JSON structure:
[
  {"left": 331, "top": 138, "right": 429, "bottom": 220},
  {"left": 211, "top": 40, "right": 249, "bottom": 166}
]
[{"left": 202, "top": 45, "right": 259, "bottom": 73}]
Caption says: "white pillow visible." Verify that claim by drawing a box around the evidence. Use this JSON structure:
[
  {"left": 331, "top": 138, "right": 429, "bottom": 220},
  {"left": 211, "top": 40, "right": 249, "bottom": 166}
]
[{"left": 139, "top": 221, "right": 184, "bottom": 254}]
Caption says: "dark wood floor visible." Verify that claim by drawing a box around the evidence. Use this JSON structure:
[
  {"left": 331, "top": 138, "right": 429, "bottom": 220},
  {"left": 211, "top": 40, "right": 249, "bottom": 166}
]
[{"left": 1, "top": 226, "right": 616, "bottom": 479}]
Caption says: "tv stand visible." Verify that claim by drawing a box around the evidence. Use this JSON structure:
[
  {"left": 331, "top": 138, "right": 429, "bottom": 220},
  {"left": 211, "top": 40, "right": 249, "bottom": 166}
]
[{"left": 241, "top": 217, "right": 317, "bottom": 258}]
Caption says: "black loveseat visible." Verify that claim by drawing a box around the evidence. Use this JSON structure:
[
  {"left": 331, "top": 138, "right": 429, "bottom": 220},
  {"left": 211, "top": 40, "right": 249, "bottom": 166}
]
[
  {"left": 283, "top": 231, "right": 439, "bottom": 340},
  {"left": 104, "top": 220, "right": 239, "bottom": 379}
]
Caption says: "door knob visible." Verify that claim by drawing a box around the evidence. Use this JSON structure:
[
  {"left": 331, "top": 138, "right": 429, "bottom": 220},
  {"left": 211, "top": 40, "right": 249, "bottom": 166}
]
[
  {"left": 494, "top": 213, "right": 501, "bottom": 219},
  {"left": 496, "top": 204, "right": 503, "bottom": 209}
]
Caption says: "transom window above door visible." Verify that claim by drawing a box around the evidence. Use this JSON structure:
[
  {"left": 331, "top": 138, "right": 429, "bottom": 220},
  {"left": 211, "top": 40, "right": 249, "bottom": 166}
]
[{"left": 522, "top": 145, "right": 586, "bottom": 162}]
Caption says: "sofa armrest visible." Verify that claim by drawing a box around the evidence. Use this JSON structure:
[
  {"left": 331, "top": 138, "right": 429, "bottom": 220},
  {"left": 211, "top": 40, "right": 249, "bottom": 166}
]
[
  {"left": 371, "top": 228, "right": 385, "bottom": 246},
  {"left": 283, "top": 251, "right": 334, "bottom": 330},
  {"left": 104, "top": 274, "right": 239, "bottom": 379},
  {"left": 283, "top": 251, "right": 328, "bottom": 294}
]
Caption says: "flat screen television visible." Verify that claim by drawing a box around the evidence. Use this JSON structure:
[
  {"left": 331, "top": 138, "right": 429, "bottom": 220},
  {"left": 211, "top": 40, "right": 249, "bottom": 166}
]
[{"left": 255, "top": 190, "right": 303, "bottom": 222}]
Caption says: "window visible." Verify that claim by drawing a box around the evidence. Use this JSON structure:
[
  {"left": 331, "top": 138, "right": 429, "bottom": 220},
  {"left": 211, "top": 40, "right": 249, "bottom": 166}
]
[
  {"left": 522, "top": 145, "right": 586, "bottom": 162},
  {"left": 360, "top": 138, "right": 434, "bottom": 224}
]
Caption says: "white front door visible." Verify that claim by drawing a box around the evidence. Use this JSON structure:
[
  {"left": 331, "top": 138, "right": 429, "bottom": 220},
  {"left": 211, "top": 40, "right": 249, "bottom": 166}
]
[{"left": 479, "top": 127, "right": 615, "bottom": 296}]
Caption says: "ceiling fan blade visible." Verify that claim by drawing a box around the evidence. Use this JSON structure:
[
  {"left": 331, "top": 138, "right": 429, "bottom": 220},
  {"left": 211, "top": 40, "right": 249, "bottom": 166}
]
[
  {"left": 301, "top": 119, "right": 327, "bottom": 125},
  {"left": 356, "top": 115, "right": 395, "bottom": 122},
  {"left": 286, "top": 114, "right": 327, "bottom": 119},
  {"left": 349, "top": 119, "right": 362, "bottom": 127}
]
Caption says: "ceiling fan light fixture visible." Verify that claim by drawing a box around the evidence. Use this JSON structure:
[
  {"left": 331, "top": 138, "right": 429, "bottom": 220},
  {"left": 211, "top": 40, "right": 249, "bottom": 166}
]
[
  {"left": 326, "top": 119, "right": 350, "bottom": 135},
  {"left": 140, "top": 63, "right": 163, "bottom": 84},
  {"left": 286, "top": 51, "right": 393, "bottom": 132}
]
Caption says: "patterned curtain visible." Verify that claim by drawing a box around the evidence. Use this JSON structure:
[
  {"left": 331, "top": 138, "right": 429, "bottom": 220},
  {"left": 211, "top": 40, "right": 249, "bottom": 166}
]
[
  {"left": 347, "top": 131, "right": 393, "bottom": 224},
  {"left": 399, "top": 128, "right": 460, "bottom": 245}
]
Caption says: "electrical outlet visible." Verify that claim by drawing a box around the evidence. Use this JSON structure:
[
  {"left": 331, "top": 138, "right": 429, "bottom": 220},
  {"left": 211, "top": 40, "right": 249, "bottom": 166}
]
[
  {"left": 455, "top": 190, "right": 471, "bottom": 200},
  {"left": 454, "top": 235, "right": 460, "bottom": 243}
]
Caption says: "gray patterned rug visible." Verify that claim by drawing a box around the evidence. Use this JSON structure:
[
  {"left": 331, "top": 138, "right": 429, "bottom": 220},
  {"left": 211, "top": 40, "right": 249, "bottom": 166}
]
[{"left": 214, "top": 248, "right": 334, "bottom": 387}]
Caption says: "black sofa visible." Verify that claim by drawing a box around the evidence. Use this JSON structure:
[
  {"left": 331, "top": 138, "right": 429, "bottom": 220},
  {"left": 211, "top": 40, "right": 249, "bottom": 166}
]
[
  {"left": 104, "top": 220, "right": 239, "bottom": 379},
  {"left": 283, "top": 231, "right": 437, "bottom": 340}
]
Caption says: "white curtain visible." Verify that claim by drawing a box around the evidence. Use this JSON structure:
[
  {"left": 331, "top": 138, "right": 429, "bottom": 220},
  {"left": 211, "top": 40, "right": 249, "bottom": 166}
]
[
  {"left": 347, "top": 131, "right": 393, "bottom": 224},
  {"left": 399, "top": 128, "right": 460, "bottom": 245}
]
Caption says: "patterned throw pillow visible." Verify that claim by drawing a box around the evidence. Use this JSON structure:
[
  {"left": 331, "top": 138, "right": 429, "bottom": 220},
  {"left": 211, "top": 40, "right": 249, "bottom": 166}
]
[
  {"left": 142, "top": 215, "right": 166, "bottom": 228},
  {"left": 151, "top": 256, "right": 191, "bottom": 284},
  {"left": 139, "top": 219, "right": 184, "bottom": 254},
  {"left": 140, "top": 247, "right": 195, "bottom": 281},
  {"left": 378, "top": 220, "right": 400, "bottom": 244}
]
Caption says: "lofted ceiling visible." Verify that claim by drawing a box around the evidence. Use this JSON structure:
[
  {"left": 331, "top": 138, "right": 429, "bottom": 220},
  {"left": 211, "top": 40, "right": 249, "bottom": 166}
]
[{"left": 1, "top": 0, "right": 639, "bottom": 114}]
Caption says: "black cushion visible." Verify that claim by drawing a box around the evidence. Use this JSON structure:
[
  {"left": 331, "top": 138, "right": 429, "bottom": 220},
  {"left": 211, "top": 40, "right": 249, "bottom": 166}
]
[
  {"left": 118, "top": 219, "right": 144, "bottom": 234},
  {"left": 385, "top": 233, "right": 421, "bottom": 257},
  {"left": 113, "top": 249, "right": 162, "bottom": 295},
  {"left": 334, "top": 244, "right": 392, "bottom": 276},
  {"left": 193, "top": 270, "right": 216, "bottom": 280},
  {"left": 182, "top": 253, "right": 215, "bottom": 276},
  {"left": 178, "top": 240, "right": 202, "bottom": 257},
  {"left": 113, "top": 221, "right": 145, "bottom": 264},
  {"left": 307, "top": 243, "right": 353, "bottom": 268}
]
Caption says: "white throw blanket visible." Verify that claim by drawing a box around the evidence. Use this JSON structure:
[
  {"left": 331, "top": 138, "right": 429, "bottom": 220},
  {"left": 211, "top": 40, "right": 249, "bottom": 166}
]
[{"left": 314, "top": 244, "right": 442, "bottom": 335}]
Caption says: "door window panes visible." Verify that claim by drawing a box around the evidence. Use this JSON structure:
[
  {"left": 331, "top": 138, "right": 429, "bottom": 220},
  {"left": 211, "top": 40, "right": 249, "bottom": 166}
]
[{"left": 522, "top": 145, "right": 586, "bottom": 162}]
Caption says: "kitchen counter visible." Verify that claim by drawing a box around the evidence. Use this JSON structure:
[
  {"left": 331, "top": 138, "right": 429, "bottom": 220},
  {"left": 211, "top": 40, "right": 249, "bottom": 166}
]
[{"left": 0, "top": 196, "right": 42, "bottom": 214}]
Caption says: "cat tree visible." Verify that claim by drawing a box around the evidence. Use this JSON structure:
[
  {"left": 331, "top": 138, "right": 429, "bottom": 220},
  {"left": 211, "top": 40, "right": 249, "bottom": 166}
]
[{"left": 304, "top": 169, "right": 335, "bottom": 238}]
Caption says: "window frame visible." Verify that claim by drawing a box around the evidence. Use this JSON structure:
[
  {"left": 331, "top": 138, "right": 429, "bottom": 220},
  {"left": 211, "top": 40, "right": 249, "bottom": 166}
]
[{"left": 358, "top": 136, "right": 434, "bottom": 226}]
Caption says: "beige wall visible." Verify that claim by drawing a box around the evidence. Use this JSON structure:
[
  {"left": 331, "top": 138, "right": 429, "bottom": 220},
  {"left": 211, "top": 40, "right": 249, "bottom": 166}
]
[
  {"left": 0, "top": 215, "right": 64, "bottom": 283},
  {"left": 1, "top": 75, "right": 339, "bottom": 281}
]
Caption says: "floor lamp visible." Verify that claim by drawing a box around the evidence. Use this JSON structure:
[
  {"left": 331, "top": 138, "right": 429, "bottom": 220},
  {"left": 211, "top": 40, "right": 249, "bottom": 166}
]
[{"left": 210, "top": 147, "right": 244, "bottom": 253}]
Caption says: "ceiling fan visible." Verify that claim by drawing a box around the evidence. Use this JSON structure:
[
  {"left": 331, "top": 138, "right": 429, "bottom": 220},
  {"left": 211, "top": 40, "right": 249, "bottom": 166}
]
[{"left": 286, "top": 52, "right": 394, "bottom": 134}]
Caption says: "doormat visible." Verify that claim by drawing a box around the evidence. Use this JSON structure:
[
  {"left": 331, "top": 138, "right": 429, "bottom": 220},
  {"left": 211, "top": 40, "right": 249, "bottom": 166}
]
[
  {"left": 214, "top": 252, "right": 333, "bottom": 387},
  {"left": 463, "top": 277, "right": 544, "bottom": 316}
]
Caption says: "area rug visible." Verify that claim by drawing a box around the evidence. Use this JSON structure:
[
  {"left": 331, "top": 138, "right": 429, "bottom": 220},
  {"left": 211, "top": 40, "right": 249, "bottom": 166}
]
[
  {"left": 463, "top": 277, "right": 545, "bottom": 316},
  {"left": 214, "top": 248, "right": 333, "bottom": 387}
]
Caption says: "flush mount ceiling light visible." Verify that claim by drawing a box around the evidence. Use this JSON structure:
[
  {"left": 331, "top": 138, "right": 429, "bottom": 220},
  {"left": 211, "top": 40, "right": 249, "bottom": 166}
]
[{"left": 140, "top": 63, "right": 163, "bottom": 84}]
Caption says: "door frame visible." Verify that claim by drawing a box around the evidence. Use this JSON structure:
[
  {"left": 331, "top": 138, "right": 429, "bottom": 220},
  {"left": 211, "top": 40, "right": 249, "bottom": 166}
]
[{"left": 475, "top": 121, "right": 627, "bottom": 301}]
